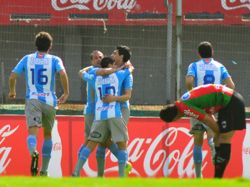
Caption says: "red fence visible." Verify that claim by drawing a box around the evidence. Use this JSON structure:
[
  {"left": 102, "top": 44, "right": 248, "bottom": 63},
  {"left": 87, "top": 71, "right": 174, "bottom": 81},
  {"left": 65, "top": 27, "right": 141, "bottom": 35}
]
[
  {"left": 1, "top": 0, "right": 250, "bottom": 25},
  {"left": 0, "top": 115, "right": 249, "bottom": 178}
]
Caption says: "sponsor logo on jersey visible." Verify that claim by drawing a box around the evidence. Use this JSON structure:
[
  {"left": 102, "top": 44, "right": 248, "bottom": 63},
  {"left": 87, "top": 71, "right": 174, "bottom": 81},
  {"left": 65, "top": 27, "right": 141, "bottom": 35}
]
[
  {"left": 31, "top": 92, "right": 50, "bottom": 96},
  {"left": 183, "top": 109, "right": 199, "bottom": 119},
  {"left": 96, "top": 105, "right": 114, "bottom": 111},
  {"left": 181, "top": 93, "right": 190, "bottom": 101}
]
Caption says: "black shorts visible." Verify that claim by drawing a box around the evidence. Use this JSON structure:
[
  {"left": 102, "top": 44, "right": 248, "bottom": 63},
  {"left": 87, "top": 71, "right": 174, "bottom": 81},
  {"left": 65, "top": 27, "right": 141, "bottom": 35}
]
[{"left": 218, "top": 91, "right": 246, "bottom": 133}]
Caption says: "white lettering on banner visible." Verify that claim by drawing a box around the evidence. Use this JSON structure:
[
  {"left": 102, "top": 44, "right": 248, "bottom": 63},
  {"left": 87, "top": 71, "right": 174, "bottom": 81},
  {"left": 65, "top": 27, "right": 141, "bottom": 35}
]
[
  {"left": 48, "top": 120, "right": 63, "bottom": 178},
  {"left": 51, "top": 0, "right": 137, "bottom": 11},
  {"left": 0, "top": 125, "right": 19, "bottom": 174},
  {"left": 221, "top": 0, "right": 250, "bottom": 10},
  {"left": 83, "top": 127, "right": 208, "bottom": 177},
  {"left": 242, "top": 124, "right": 250, "bottom": 178}
]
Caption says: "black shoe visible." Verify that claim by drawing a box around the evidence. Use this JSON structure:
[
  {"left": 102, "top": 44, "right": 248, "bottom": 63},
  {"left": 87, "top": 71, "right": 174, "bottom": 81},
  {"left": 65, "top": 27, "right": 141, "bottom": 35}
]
[
  {"left": 40, "top": 171, "right": 48, "bottom": 177},
  {"left": 72, "top": 172, "right": 79, "bottom": 177},
  {"left": 31, "top": 151, "right": 39, "bottom": 176}
]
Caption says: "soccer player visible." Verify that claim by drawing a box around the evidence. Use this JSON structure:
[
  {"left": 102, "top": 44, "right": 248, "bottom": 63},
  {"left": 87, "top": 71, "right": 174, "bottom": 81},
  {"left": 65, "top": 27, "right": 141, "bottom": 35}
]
[
  {"left": 97, "top": 45, "right": 133, "bottom": 177},
  {"left": 8, "top": 31, "right": 69, "bottom": 176},
  {"left": 185, "top": 41, "right": 235, "bottom": 178},
  {"left": 78, "top": 49, "right": 132, "bottom": 177},
  {"left": 77, "top": 50, "right": 104, "bottom": 158},
  {"left": 159, "top": 84, "right": 246, "bottom": 178},
  {"left": 73, "top": 56, "right": 134, "bottom": 177}
]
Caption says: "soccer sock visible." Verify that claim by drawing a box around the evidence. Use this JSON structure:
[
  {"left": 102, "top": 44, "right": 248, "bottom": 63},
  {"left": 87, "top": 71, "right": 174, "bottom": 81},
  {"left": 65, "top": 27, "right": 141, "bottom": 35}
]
[
  {"left": 73, "top": 147, "right": 91, "bottom": 176},
  {"left": 208, "top": 138, "right": 216, "bottom": 161},
  {"left": 193, "top": 145, "right": 202, "bottom": 178},
  {"left": 78, "top": 144, "right": 85, "bottom": 157},
  {"left": 109, "top": 143, "right": 130, "bottom": 168},
  {"left": 109, "top": 143, "right": 119, "bottom": 158},
  {"left": 96, "top": 146, "right": 106, "bottom": 177},
  {"left": 215, "top": 146, "right": 220, "bottom": 156},
  {"left": 41, "top": 139, "right": 52, "bottom": 173},
  {"left": 214, "top": 144, "right": 231, "bottom": 178},
  {"left": 27, "top": 135, "right": 37, "bottom": 155},
  {"left": 117, "top": 149, "right": 128, "bottom": 177}
]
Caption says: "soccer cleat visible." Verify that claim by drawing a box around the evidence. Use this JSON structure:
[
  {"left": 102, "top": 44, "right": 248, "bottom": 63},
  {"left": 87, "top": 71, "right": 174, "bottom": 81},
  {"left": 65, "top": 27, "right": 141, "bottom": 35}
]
[
  {"left": 40, "top": 171, "right": 48, "bottom": 177},
  {"left": 124, "top": 161, "right": 132, "bottom": 177},
  {"left": 72, "top": 172, "right": 80, "bottom": 177},
  {"left": 30, "top": 151, "right": 39, "bottom": 176}
]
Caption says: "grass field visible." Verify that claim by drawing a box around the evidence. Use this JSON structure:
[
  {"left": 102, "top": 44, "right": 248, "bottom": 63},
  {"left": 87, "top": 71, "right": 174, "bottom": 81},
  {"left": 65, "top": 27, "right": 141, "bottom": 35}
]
[{"left": 0, "top": 177, "right": 250, "bottom": 187}]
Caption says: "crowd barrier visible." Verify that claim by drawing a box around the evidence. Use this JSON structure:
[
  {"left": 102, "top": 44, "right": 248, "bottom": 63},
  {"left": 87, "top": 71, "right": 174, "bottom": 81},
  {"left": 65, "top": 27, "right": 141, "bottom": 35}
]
[{"left": 0, "top": 115, "right": 249, "bottom": 178}]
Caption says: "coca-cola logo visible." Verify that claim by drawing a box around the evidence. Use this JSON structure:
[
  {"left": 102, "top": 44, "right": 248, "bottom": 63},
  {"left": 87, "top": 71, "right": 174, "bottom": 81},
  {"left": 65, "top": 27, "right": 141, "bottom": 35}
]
[
  {"left": 53, "top": 142, "right": 62, "bottom": 151},
  {"left": 51, "top": 0, "right": 137, "bottom": 11},
  {"left": 0, "top": 124, "right": 19, "bottom": 174},
  {"left": 83, "top": 127, "right": 209, "bottom": 177},
  {"left": 243, "top": 147, "right": 250, "bottom": 155},
  {"left": 221, "top": 0, "right": 250, "bottom": 10}
]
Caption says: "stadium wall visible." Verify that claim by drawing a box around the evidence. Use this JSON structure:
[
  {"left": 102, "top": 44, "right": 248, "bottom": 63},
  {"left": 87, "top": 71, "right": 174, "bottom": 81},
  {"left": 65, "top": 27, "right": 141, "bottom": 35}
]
[
  {"left": 0, "top": 25, "right": 250, "bottom": 105},
  {"left": 0, "top": 115, "right": 249, "bottom": 178}
]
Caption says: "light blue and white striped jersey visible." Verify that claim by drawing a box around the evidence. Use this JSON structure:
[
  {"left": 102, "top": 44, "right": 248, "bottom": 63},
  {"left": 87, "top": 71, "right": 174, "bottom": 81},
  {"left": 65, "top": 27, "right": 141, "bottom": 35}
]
[
  {"left": 12, "top": 52, "right": 65, "bottom": 108},
  {"left": 82, "top": 69, "right": 130, "bottom": 120},
  {"left": 121, "top": 74, "right": 133, "bottom": 109},
  {"left": 186, "top": 58, "right": 231, "bottom": 87},
  {"left": 84, "top": 66, "right": 98, "bottom": 115}
]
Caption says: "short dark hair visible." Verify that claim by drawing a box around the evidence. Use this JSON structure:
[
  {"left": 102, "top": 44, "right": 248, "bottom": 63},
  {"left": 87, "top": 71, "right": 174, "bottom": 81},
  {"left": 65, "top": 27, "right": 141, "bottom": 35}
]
[
  {"left": 159, "top": 104, "right": 178, "bottom": 122},
  {"left": 116, "top": 45, "right": 131, "bottom": 62},
  {"left": 198, "top": 41, "right": 213, "bottom": 58},
  {"left": 35, "top": 31, "right": 53, "bottom": 52},
  {"left": 100, "top": 56, "right": 114, "bottom": 68}
]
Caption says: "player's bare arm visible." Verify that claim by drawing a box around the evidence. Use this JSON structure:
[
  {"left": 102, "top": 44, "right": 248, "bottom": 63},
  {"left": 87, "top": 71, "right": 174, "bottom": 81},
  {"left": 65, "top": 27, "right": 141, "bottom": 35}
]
[
  {"left": 95, "top": 67, "right": 121, "bottom": 76},
  {"left": 223, "top": 77, "right": 235, "bottom": 90},
  {"left": 185, "top": 75, "right": 194, "bottom": 91},
  {"left": 8, "top": 72, "right": 18, "bottom": 99},
  {"left": 58, "top": 70, "right": 69, "bottom": 104},
  {"left": 78, "top": 66, "right": 93, "bottom": 78},
  {"left": 102, "top": 89, "right": 132, "bottom": 103},
  {"left": 202, "top": 114, "right": 219, "bottom": 134}
]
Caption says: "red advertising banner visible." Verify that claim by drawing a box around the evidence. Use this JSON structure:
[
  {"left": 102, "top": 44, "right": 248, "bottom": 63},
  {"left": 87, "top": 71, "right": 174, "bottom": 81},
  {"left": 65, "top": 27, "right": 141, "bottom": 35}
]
[
  {"left": 0, "top": 0, "right": 250, "bottom": 25},
  {"left": 0, "top": 115, "right": 249, "bottom": 178}
]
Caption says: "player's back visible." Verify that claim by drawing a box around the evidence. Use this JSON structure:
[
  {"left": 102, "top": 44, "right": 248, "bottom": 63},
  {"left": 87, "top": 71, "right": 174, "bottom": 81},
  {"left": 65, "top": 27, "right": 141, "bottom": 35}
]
[
  {"left": 13, "top": 52, "right": 64, "bottom": 107},
  {"left": 187, "top": 58, "right": 230, "bottom": 87},
  {"left": 181, "top": 84, "right": 233, "bottom": 111},
  {"left": 94, "top": 70, "right": 130, "bottom": 120}
]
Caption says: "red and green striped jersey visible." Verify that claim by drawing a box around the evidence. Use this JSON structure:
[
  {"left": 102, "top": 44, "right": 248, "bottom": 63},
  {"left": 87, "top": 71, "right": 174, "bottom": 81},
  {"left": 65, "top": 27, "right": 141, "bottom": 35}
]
[{"left": 175, "top": 84, "right": 233, "bottom": 120}]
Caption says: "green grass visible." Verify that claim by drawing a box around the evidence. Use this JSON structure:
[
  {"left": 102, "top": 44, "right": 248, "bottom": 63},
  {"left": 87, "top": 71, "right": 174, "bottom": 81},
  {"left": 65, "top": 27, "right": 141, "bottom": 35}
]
[{"left": 0, "top": 177, "right": 250, "bottom": 187}]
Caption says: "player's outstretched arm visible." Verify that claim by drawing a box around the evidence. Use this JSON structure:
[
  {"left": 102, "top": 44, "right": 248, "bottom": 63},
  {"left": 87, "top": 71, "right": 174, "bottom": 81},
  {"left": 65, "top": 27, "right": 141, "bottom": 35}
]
[
  {"left": 78, "top": 66, "right": 93, "bottom": 78},
  {"left": 95, "top": 66, "right": 124, "bottom": 76},
  {"left": 8, "top": 72, "right": 18, "bottom": 99}
]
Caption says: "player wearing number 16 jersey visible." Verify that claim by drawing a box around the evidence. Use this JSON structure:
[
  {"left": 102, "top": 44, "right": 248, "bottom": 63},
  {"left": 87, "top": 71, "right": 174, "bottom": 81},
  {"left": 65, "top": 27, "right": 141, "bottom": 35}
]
[{"left": 9, "top": 31, "right": 69, "bottom": 176}]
